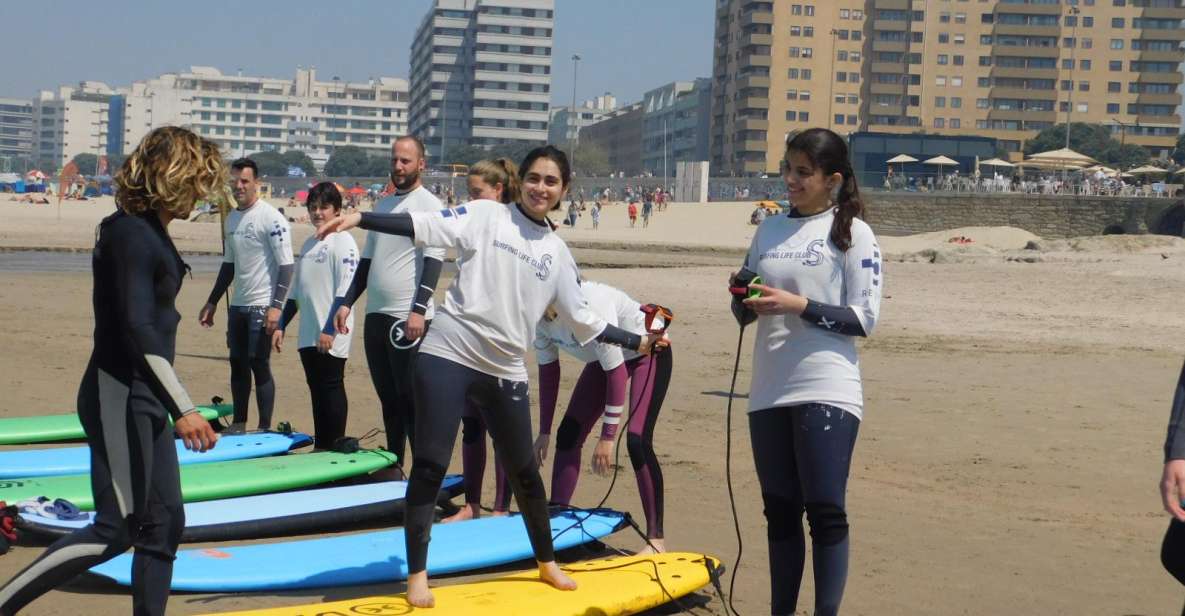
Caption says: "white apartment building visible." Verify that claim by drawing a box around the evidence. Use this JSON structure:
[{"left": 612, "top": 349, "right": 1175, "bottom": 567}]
[
  {"left": 409, "top": 0, "right": 555, "bottom": 162},
  {"left": 0, "top": 97, "right": 34, "bottom": 163},
  {"left": 121, "top": 67, "right": 409, "bottom": 168},
  {"left": 32, "top": 82, "right": 115, "bottom": 169},
  {"left": 548, "top": 93, "right": 617, "bottom": 148}
]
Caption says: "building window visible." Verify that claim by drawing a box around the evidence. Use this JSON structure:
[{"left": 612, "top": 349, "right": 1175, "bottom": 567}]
[{"left": 934, "top": 118, "right": 945, "bottom": 128}]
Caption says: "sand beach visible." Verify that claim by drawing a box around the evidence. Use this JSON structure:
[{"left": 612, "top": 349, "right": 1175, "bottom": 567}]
[{"left": 0, "top": 196, "right": 1182, "bottom": 614}]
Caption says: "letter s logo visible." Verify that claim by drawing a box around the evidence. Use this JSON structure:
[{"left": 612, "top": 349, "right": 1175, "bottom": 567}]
[
  {"left": 536, "top": 254, "right": 553, "bottom": 281},
  {"left": 803, "top": 239, "right": 825, "bottom": 266}
]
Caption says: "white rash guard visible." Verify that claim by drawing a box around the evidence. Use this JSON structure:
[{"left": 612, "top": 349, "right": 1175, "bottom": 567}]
[
  {"left": 223, "top": 199, "right": 294, "bottom": 307},
  {"left": 291, "top": 232, "right": 359, "bottom": 358}
]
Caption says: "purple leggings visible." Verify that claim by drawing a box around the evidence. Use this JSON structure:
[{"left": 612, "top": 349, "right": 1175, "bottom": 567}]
[
  {"left": 459, "top": 403, "right": 512, "bottom": 511},
  {"left": 550, "top": 350, "right": 673, "bottom": 538}
]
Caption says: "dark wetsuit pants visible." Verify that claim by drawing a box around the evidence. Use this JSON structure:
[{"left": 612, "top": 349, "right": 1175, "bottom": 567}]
[
  {"left": 0, "top": 370, "right": 184, "bottom": 616},
  {"left": 298, "top": 348, "right": 348, "bottom": 449},
  {"left": 404, "top": 353, "right": 554, "bottom": 574},
  {"left": 750, "top": 403, "right": 860, "bottom": 616},
  {"left": 364, "top": 313, "right": 426, "bottom": 467},
  {"left": 227, "top": 305, "right": 275, "bottom": 430}
]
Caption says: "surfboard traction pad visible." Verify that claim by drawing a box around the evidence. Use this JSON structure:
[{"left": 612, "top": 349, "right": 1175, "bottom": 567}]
[{"left": 198, "top": 552, "right": 723, "bottom": 616}]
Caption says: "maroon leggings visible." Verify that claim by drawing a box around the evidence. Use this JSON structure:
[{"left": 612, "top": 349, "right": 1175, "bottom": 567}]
[{"left": 549, "top": 350, "right": 673, "bottom": 538}]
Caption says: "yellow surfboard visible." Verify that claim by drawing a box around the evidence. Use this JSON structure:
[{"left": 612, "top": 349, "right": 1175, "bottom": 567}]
[{"left": 204, "top": 552, "right": 721, "bottom": 616}]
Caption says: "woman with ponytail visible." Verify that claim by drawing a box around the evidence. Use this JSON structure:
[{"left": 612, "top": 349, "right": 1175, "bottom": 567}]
[{"left": 729, "top": 128, "right": 882, "bottom": 616}]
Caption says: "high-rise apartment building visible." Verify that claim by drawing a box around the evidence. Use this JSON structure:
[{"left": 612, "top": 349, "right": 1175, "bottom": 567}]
[
  {"left": 641, "top": 79, "right": 713, "bottom": 177},
  {"left": 121, "top": 67, "right": 408, "bottom": 168},
  {"left": 581, "top": 102, "right": 645, "bottom": 176},
  {"left": 0, "top": 98, "right": 34, "bottom": 164},
  {"left": 409, "top": 0, "right": 555, "bottom": 163},
  {"left": 32, "top": 82, "right": 115, "bottom": 169},
  {"left": 711, "top": 0, "right": 1185, "bottom": 176}
]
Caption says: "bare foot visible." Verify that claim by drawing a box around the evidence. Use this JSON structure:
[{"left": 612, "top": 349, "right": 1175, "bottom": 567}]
[
  {"left": 491, "top": 509, "right": 510, "bottom": 517},
  {"left": 442, "top": 503, "right": 480, "bottom": 523},
  {"left": 635, "top": 538, "right": 666, "bottom": 555},
  {"left": 538, "top": 560, "right": 577, "bottom": 591},
  {"left": 406, "top": 571, "right": 435, "bottom": 608}
]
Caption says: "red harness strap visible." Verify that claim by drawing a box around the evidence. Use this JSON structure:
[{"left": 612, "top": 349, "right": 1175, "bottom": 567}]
[{"left": 639, "top": 304, "right": 674, "bottom": 334}]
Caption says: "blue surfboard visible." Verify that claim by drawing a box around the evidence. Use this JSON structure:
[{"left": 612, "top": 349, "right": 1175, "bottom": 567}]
[
  {"left": 0, "top": 432, "right": 312, "bottom": 479},
  {"left": 88, "top": 508, "right": 626, "bottom": 591},
  {"left": 20, "top": 476, "right": 465, "bottom": 543}
]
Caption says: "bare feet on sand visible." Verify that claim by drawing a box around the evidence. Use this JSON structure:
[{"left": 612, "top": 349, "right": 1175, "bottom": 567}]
[
  {"left": 492, "top": 509, "right": 509, "bottom": 517},
  {"left": 635, "top": 538, "right": 667, "bottom": 555},
  {"left": 406, "top": 571, "right": 434, "bottom": 608},
  {"left": 442, "top": 503, "right": 480, "bottom": 523},
  {"left": 538, "top": 560, "right": 577, "bottom": 591}
]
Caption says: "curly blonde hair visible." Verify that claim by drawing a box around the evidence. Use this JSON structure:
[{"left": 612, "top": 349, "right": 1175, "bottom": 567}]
[
  {"left": 115, "top": 127, "right": 227, "bottom": 219},
  {"left": 469, "top": 158, "right": 520, "bottom": 204}
]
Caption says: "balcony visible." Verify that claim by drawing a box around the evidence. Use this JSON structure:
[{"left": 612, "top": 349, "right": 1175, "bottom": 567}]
[
  {"left": 870, "top": 82, "right": 907, "bottom": 95},
  {"left": 742, "top": 32, "right": 773, "bottom": 46},
  {"left": 993, "top": 4, "right": 1061, "bottom": 16},
  {"left": 987, "top": 109, "right": 1056, "bottom": 123},
  {"left": 870, "top": 62, "right": 908, "bottom": 75},
  {"left": 740, "top": 53, "right": 771, "bottom": 68},
  {"left": 873, "top": 19, "right": 908, "bottom": 32},
  {"left": 737, "top": 118, "right": 769, "bottom": 131},
  {"left": 1136, "top": 49, "right": 1185, "bottom": 63},
  {"left": 990, "top": 66, "right": 1058, "bottom": 80},
  {"left": 740, "top": 10, "right": 773, "bottom": 26},
  {"left": 736, "top": 96, "right": 769, "bottom": 110},
  {"left": 992, "top": 24, "right": 1060, "bottom": 38},
  {"left": 989, "top": 86, "right": 1057, "bottom": 101},
  {"left": 1134, "top": 72, "right": 1184, "bottom": 85},
  {"left": 872, "top": 0, "right": 909, "bottom": 9},
  {"left": 993, "top": 45, "right": 1060, "bottom": 59},
  {"left": 1141, "top": 7, "right": 1185, "bottom": 21},
  {"left": 1136, "top": 93, "right": 1181, "bottom": 106},
  {"left": 1136, "top": 113, "right": 1181, "bottom": 125},
  {"left": 871, "top": 39, "right": 908, "bottom": 53},
  {"left": 736, "top": 74, "right": 770, "bottom": 89}
]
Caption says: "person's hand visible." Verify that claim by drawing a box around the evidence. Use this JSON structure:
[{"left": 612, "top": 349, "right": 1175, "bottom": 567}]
[
  {"left": 265, "top": 307, "right": 281, "bottom": 335},
  {"left": 534, "top": 433, "right": 551, "bottom": 465},
  {"left": 271, "top": 329, "right": 284, "bottom": 353},
  {"left": 637, "top": 332, "right": 669, "bottom": 356},
  {"left": 743, "top": 283, "right": 808, "bottom": 316},
  {"left": 1162, "top": 459, "right": 1185, "bottom": 521},
  {"left": 316, "top": 211, "right": 362, "bottom": 240},
  {"left": 316, "top": 333, "right": 334, "bottom": 354},
  {"left": 592, "top": 439, "right": 614, "bottom": 476},
  {"left": 334, "top": 305, "right": 352, "bottom": 335},
  {"left": 406, "top": 312, "right": 426, "bottom": 341},
  {"left": 175, "top": 413, "right": 219, "bottom": 453},
  {"left": 199, "top": 302, "right": 216, "bottom": 328}
]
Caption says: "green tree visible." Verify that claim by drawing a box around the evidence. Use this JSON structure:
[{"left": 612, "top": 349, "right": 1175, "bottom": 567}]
[
  {"left": 364, "top": 155, "right": 391, "bottom": 177},
  {"left": 443, "top": 144, "right": 496, "bottom": 166},
  {"left": 281, "top": 150, "right": 317, "bottom": 177},
  {"left": 1023, "top": 122, "right": 1149, "bottom": 168},
  {"left": 71, "top": 153, "right": 99, "bottom": 175},
  {"left": 324, "top": 146, "right": 372, "bottom": 177},
  {"left": 246, "top": 150, "right": 288, "bottom": 177},
  {"left": 1173, "top": 133, "right": 1185, "bottom": 166},
  {"left": 570, "top": 141, "right": 610, "bottom": 177}
]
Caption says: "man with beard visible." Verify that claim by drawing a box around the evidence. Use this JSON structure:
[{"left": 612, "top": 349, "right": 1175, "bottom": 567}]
[
  {"left": 335, "top": 136, "right": 445, "bottom": 475},
  {"left": 200, "top": 158, "right": 293, "bottom": 432}
]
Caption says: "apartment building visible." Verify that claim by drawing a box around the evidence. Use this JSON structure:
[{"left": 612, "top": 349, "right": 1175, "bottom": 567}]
[
  {"left": 549, "top": 93, "right": 618, "bottom": 147},
  {"left": 0, "top": 97, "right": 33, "bottom": 163},
  {"left": 711, "top": 0, "right": 1185, "bottom": 176},
  {"left": 641, "top": 79, "right": 713, "bottom": 176},
  {"left": 32, "top": 82, "right": 115, "bottom": 169},
  {"left": 409, "top": 0, "right": 555, "bottom": 163},
  {"left": 121, "top": 67, "right": 409, "bottom": 168},
  {"left": 580, "top": 102, "right": 645, "bottom": 176}
]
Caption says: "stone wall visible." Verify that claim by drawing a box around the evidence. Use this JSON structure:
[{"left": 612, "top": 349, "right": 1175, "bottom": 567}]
[{"left": 863, "top": 192, "right": 1182, "bottom": 238}]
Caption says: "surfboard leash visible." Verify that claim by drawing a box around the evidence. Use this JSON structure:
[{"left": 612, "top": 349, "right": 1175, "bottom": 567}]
[{"left": 723, "top": 322, "right": 748, "bottom": 616}]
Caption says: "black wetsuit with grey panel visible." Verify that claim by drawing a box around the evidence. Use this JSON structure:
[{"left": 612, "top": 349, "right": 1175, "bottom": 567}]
[{"left": 0, "top": 210, "right": 198, "bottom": 616}]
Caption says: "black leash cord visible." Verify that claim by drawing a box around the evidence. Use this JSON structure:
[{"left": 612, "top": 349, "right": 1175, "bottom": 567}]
[{"left": 724, "top": 324, "right": 747, "bottom": 616}]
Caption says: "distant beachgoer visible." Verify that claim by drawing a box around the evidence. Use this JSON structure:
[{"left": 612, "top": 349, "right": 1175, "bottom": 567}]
[
  {"left": 628, "top": 201, "right": 638, "bottom": 227},
  {"left": 642, "top": 196, "right": 653, "bottom": 228},
  {"left": 0, "top": 126, "right": 221, "bottom": 616},
  {"left": 591, "top": 202, "right": 601, "bottom": 230},
  {"left": 732, "top": 128, "right": 881, "bottom": 615}
]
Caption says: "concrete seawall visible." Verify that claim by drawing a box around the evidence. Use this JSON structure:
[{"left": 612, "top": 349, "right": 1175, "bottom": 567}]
[{"left": 864, "top": 192, "right": 1182, "bottom": 238}]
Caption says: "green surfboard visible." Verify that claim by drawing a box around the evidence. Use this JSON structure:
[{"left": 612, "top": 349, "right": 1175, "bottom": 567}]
[
  {"left": 0, "top": 404, "right": 233, "bottom": 445},
  {"left": 0, "top": 449, "right": 398, "bottom": 510}
]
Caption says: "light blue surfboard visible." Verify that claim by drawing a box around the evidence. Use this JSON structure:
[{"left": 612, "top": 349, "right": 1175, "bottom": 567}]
[
  {"left": 0, "top": 432, "right": 312, "bottom": 479},
  {"left": 20, "top": 476, "right": 465, "bottom": 543},
  {"left": 88, "top": 508, "right": 626, "bottom": 591}
]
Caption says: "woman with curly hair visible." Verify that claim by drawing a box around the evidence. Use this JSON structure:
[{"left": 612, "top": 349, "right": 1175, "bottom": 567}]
[{"left": 0, "top": 126, "right": 223, "bottom": 616}]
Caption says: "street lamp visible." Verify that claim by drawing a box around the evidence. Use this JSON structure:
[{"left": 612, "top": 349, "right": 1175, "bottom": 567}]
[
  {"left": 1065, "top": 7, "right": 1080, "bottom": 151},
  {"left": 331, "top": 75, "right": 341, "bottom": 157},
  {"left": 570, "top": 54, "right": 581, "bottom": 173},
  {"left": 829, "top": 28, "right": 839, "bottom": 130},
  {"left": 1112, "top": 117, "right": 1128, "bottom": 147}
]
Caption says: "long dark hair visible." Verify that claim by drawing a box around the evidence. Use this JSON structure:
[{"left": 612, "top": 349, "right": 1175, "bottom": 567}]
[
  {"left": 784, "top": 128, "right": 864, "bottom": 251},
  {"left": 519, "top": 145, "right": 571, "bottom": 211}
]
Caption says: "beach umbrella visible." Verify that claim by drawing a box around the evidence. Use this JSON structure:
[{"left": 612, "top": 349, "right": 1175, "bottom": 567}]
[
  {"left": 25, "top": 170, "right": 46, "bottom": 181},
  {"left": 979, "top": 158, "right": 1015, "bottom": 168},
  {"left": 348, "top": 186, "right": 367, "bottom": 196},
  {"left": 1126, "top": 165, "right": 1168, "bottom": 175},
  {"left": 295, "top": 190, "right": 309, "bottom": 201},
  {"left": 1027, "top": 148, "right": 1097, "bottom": 166},
  {"left": 884, "top": 154, "right": 917, "bottom": 183},
  {"left": 923, "top": 155, "right": 959, "bottom": 179}
]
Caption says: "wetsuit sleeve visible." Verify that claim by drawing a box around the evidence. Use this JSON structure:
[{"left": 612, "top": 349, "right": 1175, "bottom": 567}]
[
  {"left": 279, "top": 299, "right": 298, "bottom": 331},
  {"left": 537, "top": 361, "right": 561, "bottom": 435},
  {"left": 799, "top": 224, "right": 882, "bottom": 337},
  {"left": 342, "top": 259, "right": 370, "bottom": 308},
  {"left": 411, "top": 256, "right": 443, "bottom": 317},
  {"left": 326, "top": 235, "right": 360, "bottom": 335},
  {"left": 595, "top": 323, "right": 643, "bottom": 352},
  {"left": 599, "top": 364, "right": 628, "bottom": 440},
  {"left": 206, "top": 262, "right": 234, "bottom": 306},
  {"left": 1166, "top": 359, "right": 1185, "bottom": 461},
  {"left": 265, "top": 212, "right": 294, "bottom": 309},
  {"left": 112, "top": 234, "right": 197, "bottom": 420}
]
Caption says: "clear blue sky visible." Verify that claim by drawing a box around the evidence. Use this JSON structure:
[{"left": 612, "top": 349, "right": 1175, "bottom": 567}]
[{"left": 3, "top": 0, "right": 713, "bottom": 106}]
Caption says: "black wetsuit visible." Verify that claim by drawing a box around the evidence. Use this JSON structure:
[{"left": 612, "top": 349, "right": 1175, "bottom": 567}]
[
  {"left": 0, "top": 211, "right": 198, "bottom": 616},
  {"left": 1162, "top": 359, "right": 1185, "bottom": 588}
]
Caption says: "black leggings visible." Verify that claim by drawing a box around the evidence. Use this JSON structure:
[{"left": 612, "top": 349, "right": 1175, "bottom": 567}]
[
  {"left": 227, "top": 306, "right": 275, "bottom": 430},
  {"left": 749, "top": 403, "right": 860, "bottom": 616},
  {"left": 363, "top": 313, "right": 424, "bottom": 466},
  {"left": 0, "top": 370, "right": 184, "bottom": 616},
  {"left": 298, "top": 348, "right": 348, "bottom": 449},
  {"left": 405, "top": 353, "right": 553, "bottom": 574}
]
